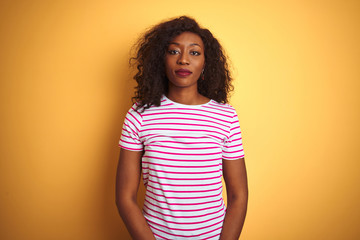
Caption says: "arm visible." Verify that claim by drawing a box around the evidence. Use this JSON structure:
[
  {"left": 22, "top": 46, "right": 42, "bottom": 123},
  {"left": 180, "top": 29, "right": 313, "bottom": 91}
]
[
  {"left": 219, "top": 158, "right": 248, "bottom": 240},
  {"left": 115, "top": 148, "right": 156, "bottom": 240}
]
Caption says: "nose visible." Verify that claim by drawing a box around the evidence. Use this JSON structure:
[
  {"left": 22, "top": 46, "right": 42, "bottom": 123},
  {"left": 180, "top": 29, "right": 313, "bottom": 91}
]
[{"left": 177, "top": 53, "right": 190, "bottom": 65}]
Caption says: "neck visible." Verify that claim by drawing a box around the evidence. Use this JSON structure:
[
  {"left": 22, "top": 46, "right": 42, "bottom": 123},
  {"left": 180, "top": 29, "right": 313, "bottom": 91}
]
[{"left": 167, "top": 87, "right": 209, "bottom": 105}]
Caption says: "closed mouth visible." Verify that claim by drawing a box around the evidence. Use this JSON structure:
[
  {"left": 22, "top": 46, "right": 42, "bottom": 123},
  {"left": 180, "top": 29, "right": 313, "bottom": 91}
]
[{"left": 175, "top": 69, "right": 192, "bottom": 77}]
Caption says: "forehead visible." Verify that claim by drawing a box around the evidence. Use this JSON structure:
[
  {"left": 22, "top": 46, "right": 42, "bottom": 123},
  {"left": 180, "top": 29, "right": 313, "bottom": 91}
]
[{"left": 169, "top": 32, "right": 204, "bottom": 48}]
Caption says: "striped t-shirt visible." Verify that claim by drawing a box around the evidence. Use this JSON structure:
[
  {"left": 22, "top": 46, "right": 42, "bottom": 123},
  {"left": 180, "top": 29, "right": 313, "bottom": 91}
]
[{"left": 119, "top": 95, "right": 244, "bottom": 240}]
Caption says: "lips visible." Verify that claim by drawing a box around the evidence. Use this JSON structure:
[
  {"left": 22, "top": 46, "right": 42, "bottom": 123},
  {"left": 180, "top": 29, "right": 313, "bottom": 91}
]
[{"left": 175, "top": 69, "right": 192, "bottom": 77}]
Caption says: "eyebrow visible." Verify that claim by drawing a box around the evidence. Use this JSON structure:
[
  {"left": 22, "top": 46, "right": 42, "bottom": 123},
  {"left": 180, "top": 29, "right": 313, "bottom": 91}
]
[{"left": 169, "top": 42, "right": 202, "bottom": 48}]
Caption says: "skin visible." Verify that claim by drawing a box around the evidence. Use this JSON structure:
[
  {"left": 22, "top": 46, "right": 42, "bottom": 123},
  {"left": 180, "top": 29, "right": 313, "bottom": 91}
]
[
  {"left": 220, "top": 158, "right": 248, "bottom": 240},
  {"left": 116, "top": 149, "right": 155, "bottom": 240},
  {"left": 165, "top": 31, "right": 209, "bottom": 105},
  {"left": 116, "top": 31, "right": 248, "bottom": 240}
]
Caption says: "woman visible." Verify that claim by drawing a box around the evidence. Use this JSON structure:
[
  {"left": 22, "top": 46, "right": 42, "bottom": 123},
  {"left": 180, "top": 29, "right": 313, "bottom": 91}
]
[{"left": 116, "top": 16, "right": 248, "bottom": 240}]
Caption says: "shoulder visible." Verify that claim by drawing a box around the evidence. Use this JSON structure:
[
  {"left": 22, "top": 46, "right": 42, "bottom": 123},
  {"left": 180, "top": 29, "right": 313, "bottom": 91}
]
[
  {"left": 124, "top": 103, "right": 144, "bottom": 123},
  {"left": 207, "top": 100, "right": 237, "bottom": 115}
]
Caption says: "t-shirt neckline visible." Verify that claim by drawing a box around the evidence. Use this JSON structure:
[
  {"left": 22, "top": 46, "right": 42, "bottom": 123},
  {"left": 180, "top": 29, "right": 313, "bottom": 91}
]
[{"left": 163, "top": 95, "right": 212, "bottom": 107}]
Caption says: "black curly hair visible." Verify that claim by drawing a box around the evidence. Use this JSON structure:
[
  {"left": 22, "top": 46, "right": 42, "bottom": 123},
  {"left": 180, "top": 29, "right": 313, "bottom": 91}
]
[{"left": 130, "top": 16, "right": 233, "bottom": 110}]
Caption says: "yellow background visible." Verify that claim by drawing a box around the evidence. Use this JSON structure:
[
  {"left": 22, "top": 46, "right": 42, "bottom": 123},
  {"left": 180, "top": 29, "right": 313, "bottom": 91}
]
[{"left": 1, "top": 0, "right": 359, "bottom": 239}]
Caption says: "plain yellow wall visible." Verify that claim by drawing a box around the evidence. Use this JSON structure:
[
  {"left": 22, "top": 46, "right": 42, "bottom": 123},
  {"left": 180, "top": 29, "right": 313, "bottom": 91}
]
[{"left": 1, "top": 0, "right": 359, "bottom": 239}]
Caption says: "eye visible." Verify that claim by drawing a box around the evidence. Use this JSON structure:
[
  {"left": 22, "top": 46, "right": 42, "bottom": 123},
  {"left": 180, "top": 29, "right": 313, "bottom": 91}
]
[
  {"left": 190, "top": 51, "right": 201, "bottom": 56},
  {"left": 168, "top": 49, "right": 179, "bottom": 55}
]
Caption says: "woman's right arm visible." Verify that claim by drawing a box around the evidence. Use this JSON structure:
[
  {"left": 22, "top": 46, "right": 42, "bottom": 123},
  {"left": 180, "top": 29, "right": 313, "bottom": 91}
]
[{"left": 115, "top": 148, "right": 156, "bottom": 240}]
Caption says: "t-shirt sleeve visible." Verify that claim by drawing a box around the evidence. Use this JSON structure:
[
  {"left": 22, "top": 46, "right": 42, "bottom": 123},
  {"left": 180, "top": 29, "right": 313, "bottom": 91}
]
[
  {"left": 119, "top": 105, "right": 143, "bottom": 151},
  {"left": 222, "top": 109, "right": 245, "bottom": 160}
]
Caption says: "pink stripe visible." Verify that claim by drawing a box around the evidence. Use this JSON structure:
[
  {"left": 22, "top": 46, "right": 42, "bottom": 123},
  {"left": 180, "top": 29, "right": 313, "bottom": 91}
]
[
  {"left": 151, "top": 107, "right": 232, "bottom": 118},
  {"left": 149, "top": 190, "right": 221, "bottom": 199},
  {"left": 120, "top": 145, "right": 143, "bottom": 151},
  {"left": 121, "top": 126, "right": 133, "bottom": 135},
  {"left": 120, "top": 139, "right": 141, "bottom": 145},
  {"left": 208, "top": 102, "right": 232, "bottom": 110},
  {"left": 223, "top": 143, "right": 243, "bottom": 148},
  {"left": 222, "top": 149, "right": 243, "bottom": 154},
  {"left": 231, "top": 137, "right": 242, "bottom": 142},
  {"left": 146, "top": 149, "right": 222, "bottom": 156},
  {"left": 148, "top": 179, "right": 222, "bottom": 187},
  {"left": 143, "top": 173, "right": 222, "bottom": 181},
  {"left": 230, "top": 126, "right": 241, "bottom": 131},
  {"left": 148, "top": 185, "right": 222, "bottom": 193},
  {"left": 144, "top": 167, "right": 220, "bottom": 175},
  {"left": 120, "top": 134, "right": 136, "bottom": 140},
  {"left": 124, "top": 117, "right": 139, "bottom": 132},
  {"left": 223, "top": 154, "right": 245, "bottom": 160},
  {"left": 140, "top": 127, "right": 225, "bottom": 137},
  {"left": 146, "top": 215, "right": 223, "bottom": 230},
  {"left": 143, "top": 155, "right": 222, "bottom": 162},
  {"left": 162, "top": 103, "right": 173, "bottom": 107},
  {"left": 144, "top": 209, "right": 224, "bottom": 225},
  {"left": 142, "top": 111, "right": 231, "bottom": 124},
  {"left": 147, "top": 144, "right": 219, "bottom": 150},
  {"left": 146, "top": 219, "right": 223, "bottom": 233},
  {"left": 143, "top": 117, "right": 228, "bottom": 128},
  {"left": 130, "top": 106, "right": 140, "bottom": 114},
  {"left": 202, "top": 105, "right": 233, "bottom": 114},
  {"left": 144, "top": 203, "right": 224, "bottom": 218},
  {"left": 142, "top": 133, "right": 220, "bottom": 141},
  {"left": 229, "top": 132, "right": 241, "bottom": 138},
  {"left": 143, "top": 122, "right": 227, "bottom": 133},
  {"left": 144, "top": 198, "right": 224, "bottom": 212},
  {"left": 199, "top": 232, "right": 221, "bottom": 240},
  {"left": 121, "top": 127, "right": 140, "bottom": 139},
  {"left": 145, "top": 194, "right": 222, "bottom": 206},
  {"left": 150, "top": 225, "right": 222, "bottom": 238},
  {"left": 149, "top": 140, "right": 221, "bottom": 146},
  {"left": 128, "top": 110, "right": 142, "bottom": 126},
  {"left": 142, "top": 162, "right": 221, "bottom": 168},
  {"left": 148, "top": 173, "right": 220, "bottom": 181},
  {"left": 152, "top": 232, "right": 170, "bottom": 240}
]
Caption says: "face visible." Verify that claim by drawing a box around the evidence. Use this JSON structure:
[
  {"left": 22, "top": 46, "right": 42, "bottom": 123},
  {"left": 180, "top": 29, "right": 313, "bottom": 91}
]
[{"left": 165, "top": 32, "right": 205, "bottom": 91}]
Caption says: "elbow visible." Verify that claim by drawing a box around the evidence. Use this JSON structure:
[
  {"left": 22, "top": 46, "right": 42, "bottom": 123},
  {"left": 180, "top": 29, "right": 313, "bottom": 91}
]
[
  {"left": 115, "top": 193, "right": 137, "bottom": 215},
  {"left": 115, "top": 194, "right": 128, "bottom": 212},
  {"left": 115, "top": 195, "right": 123, "bottom": 213},
  {"left": 116, "top": 197, "right": 129, "bottom": 218},
  {"left": 227, "top": 187, "right": 248, "bottom": 207}
]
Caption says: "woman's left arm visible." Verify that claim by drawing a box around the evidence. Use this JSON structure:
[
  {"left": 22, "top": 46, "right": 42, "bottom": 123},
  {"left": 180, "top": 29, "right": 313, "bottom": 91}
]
[{"left": 219, "top": 158, "right": 248, "bottom": 240}]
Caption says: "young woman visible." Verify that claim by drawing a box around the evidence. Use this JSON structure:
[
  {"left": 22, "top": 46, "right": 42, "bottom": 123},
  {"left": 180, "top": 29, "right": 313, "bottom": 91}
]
[{"left": 116, "top": 16, "right": 248, "bottom": 240}]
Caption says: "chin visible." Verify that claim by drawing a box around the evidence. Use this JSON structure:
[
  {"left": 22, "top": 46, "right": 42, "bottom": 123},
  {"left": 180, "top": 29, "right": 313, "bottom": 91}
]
[{"left": 170, "top": 81, "right": 198, "bottom": 88}]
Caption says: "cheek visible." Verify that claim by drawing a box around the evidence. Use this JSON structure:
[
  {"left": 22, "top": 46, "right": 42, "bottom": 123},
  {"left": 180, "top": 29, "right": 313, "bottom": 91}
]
[
  {"left": 196, "top": 58, "right": 205, "bottom": 70},
  {"left": 164, "top": 58, "right": 170, "bottom": 72},
  {"left": 198, "top": 55, "right": 205, "bottom": 65},
  {"left": 165, "top": 56, "right": 174, "bottom": 69},
  {"left": 164, "top": 59, "right": 173, "bottom": 78}
]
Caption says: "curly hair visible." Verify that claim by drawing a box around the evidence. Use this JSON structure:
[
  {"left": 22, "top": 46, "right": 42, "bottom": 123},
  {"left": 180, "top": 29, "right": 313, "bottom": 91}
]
[{"left": 130, "top": 16, "right": 233, "bottom": 110}]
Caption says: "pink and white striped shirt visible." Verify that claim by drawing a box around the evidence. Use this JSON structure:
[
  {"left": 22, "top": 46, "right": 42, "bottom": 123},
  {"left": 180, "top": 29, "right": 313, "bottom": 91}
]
[{"left": 119, "top": 95, "right": 244, "bottom": 240}]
